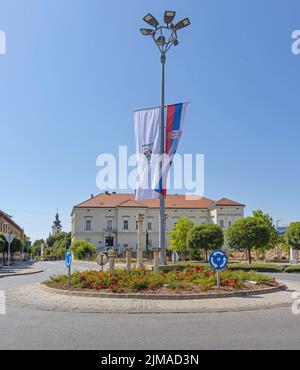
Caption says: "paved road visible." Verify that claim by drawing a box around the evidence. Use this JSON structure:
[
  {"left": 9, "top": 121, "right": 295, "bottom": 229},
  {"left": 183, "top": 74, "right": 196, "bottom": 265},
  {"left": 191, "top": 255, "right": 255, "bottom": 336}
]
[{"left": 0, "top": 261, "right": 300, "bottom": 350}]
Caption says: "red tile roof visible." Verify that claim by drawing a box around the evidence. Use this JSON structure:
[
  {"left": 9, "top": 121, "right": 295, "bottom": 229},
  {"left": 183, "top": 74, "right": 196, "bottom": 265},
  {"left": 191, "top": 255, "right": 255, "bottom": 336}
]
[
  {"left": 208, "top": 198, "right": 245, "bottom": 207},
  {"left": 74, "top": 193, "right": 245, "bottom": 210}
]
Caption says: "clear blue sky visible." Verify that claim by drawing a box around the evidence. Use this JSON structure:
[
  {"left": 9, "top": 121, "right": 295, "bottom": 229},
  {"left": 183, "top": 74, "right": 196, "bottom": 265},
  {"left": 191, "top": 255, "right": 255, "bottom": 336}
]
[{"left": 0, "top": 0, "right": 299, "bottom": 242}]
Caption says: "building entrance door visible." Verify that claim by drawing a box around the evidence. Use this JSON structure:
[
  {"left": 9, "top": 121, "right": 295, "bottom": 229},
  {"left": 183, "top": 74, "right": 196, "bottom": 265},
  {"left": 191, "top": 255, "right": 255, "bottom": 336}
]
[{"left": 105, "top": 237, "right": 114, "bottom": 248}]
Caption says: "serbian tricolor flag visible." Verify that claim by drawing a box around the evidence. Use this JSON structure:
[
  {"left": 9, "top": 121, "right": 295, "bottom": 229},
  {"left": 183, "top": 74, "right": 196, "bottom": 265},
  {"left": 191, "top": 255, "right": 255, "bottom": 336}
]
[
  {"left": 159, "top": 102, "right": 190, "bottom": 196},
  {"left": 134, "top": 102, "right": 190, "bottom": 201}
]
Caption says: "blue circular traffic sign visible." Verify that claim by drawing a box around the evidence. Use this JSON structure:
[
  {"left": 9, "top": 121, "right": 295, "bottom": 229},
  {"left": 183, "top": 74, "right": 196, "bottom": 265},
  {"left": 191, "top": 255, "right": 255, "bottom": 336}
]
[
  {"left": 65, "top": 250, "right": 72, "bottom": 268},
  {"left": 209, "top": 250, "right": 228, "bottom": 271}
]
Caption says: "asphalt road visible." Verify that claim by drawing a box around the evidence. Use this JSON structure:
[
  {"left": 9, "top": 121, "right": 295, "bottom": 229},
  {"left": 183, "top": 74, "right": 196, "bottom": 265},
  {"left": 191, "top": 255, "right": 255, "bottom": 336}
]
[{"left": 0, "top": 261, "right": 300, "bottom": 350}]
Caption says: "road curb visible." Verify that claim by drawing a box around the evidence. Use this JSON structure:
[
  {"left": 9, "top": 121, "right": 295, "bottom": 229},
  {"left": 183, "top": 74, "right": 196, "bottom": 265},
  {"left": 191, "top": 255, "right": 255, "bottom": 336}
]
[
  {"left": 41, "top": 283, "right": 287, "bottom": 300},
  {"left": 5, "top": 280, "right": 297, "bottom": 314},
  {"left": 0, "top": 268, "right": 43, "bottom": 278}
]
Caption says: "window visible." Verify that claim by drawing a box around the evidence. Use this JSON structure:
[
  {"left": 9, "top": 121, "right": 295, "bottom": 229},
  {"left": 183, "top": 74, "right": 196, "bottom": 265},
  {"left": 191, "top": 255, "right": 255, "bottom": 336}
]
[
  {"left": 85, "top": 220, "right": 91, "bottom": 231},
  {"left": 220, "top": 220, "right": 224, "bottom": 228},
  {"left": 229, "top": 221, "right": 232, "bottom": 227},
  {"left": 148, "top": 222, "right": 152, "bottom": 231},
  {"left": 107, "top": 220, "right": 112, "bottom": 230},
  {"left": 136, "top": 221, "right": 138, "bottom": 230},
  {"left": 124, "top": 220, "right": 129, "bottom": 230}
]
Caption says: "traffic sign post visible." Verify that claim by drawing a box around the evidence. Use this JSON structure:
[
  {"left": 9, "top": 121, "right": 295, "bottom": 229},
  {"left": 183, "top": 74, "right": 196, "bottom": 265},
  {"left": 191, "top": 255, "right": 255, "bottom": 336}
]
[
  {"left": 4, "top": 234, "right": 15, "bottom": 268},
  {"left": 209, "top": 249, "right": 228, "bottom": 290},
  {"left": 96, "top": 252, "right": 109, "bottom": 271},
  {"left": 65, "top": 250, "right": 72, "bottom": 288}
]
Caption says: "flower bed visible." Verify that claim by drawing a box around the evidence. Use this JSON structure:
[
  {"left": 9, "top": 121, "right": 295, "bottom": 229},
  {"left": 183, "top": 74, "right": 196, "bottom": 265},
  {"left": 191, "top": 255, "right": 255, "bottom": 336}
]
[{"left": 44, "top": 266, "right": 278, "bottom": 295}]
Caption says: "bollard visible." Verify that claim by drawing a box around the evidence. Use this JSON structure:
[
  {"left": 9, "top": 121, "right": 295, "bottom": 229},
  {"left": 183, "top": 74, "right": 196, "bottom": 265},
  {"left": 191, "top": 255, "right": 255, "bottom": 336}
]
[
  {"left": 153, "top": 248, "right": 161, "bottom": 272},
  {"left": 125, "top": 247, "right": 133, "bottom": 273},
  {"left": 136, "top": 214, "right": 145, "bottom": 269},
  {"left": 108, "top": 250, "right": 117, "bottom": 275}
]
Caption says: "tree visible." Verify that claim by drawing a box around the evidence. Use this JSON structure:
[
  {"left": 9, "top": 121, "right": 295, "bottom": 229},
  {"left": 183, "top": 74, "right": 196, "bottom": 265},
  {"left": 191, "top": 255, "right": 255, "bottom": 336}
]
[
  {"left": 10, "top": 238, "right": 22, "bottom": 260},
  {"left": 186, "top": 224, "right": 224, "bottom": 262},
  {"left": 31, "top": 239, "right": 45, "bottom": 258},
  {"left": 227, "top": 217, "right": 270, "bottom": 264},
  {"left": 0, "top": 234, "right": 6, "bottom": 264},
  {"left": 252, "top": 210, "right": 279, "bottom": 257},
  {"left": 0, "top": 234, "right": 22, "bottom": 264},
  {"left": 46, "top": 232, "right": 71, "bottom": 249},
  {"left": 46, "top": 232, "right": 71, "bottom": 260},
  {"left": 71, "top": 240, "right": 96, "bottom": 261},
  {"left": 168, "top": 218, "right": 194, "bottom": 259},
  {"left": 285, "top": 222, "right": 300, "bottom": 250}
]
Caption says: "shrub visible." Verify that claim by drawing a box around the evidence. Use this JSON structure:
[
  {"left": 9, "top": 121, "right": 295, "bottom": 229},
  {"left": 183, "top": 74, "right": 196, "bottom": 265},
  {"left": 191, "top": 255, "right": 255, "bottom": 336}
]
[
  {"left": 228, "top": 264, "right": 284, "bottom": 273},
  {"left": 284, "top": 265, "right": 300, "bottom": 273},
  {"left": 45, "top": 266, "right": 275, "bottom": 293},
  {"left": 71, "top": 240, "right": 96, "bottom": 261}
]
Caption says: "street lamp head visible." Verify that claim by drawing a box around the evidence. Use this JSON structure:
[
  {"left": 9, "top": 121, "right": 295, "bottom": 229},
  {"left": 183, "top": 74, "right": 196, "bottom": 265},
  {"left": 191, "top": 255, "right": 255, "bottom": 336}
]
[
  {"left": 140, "top": 28, "right": 154, "bottom": 36},
  {"left": 175, "top": 18, "right": 191, "bottom": 30},
  {"left": 156, "top": 36, "right": 166, "bottom": 46},
  {"left": 164, "top": 10, "right": 176, "bottom": 25},
  {"left": 143, "top": 13, "right": 159, "bottom": 28}
]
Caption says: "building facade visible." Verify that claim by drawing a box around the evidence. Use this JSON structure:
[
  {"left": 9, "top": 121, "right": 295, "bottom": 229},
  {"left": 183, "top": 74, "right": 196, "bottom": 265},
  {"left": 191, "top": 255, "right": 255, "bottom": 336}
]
[
  {"left": 71, "top": 193, "right": 245, "bottom": 253},
  {"left": 0, "top": 210, "right": 24, "bottom": 238}
]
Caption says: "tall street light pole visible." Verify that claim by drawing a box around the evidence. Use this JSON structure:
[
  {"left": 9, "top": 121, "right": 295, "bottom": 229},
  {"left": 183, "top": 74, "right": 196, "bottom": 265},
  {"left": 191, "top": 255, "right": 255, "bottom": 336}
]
[{"left": 140, "top": 11, "right": 190, "bottom": 265}]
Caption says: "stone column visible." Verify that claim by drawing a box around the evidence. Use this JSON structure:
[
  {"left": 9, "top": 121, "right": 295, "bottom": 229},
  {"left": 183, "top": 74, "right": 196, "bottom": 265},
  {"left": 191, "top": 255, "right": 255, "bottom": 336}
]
[
  {"left": 108, "top": 250, "right": 117, "bottom": 275},
  {"left": 41, "top": 242, "right": 45, "bottom": 261},
  {"left": 125, "top": 247, "right": 133, "bottom": 273},
  {"left": 153, "top": 248, "right": 161, "bottom": 272},
  {"left": 136, "top": 214, "right": 145, "bottom": 269},
  {"left": 290, "top": 248, "right": 298, "bottom": 265}
]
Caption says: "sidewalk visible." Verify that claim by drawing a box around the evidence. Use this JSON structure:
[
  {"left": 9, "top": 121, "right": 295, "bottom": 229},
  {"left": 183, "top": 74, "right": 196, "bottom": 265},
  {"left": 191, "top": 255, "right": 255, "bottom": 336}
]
[
  {"left": 5, "top": 279, "right": 300, "bottom": 314},
  {"left": 0, "top": 263, "right": 43, "bottom": 278}
]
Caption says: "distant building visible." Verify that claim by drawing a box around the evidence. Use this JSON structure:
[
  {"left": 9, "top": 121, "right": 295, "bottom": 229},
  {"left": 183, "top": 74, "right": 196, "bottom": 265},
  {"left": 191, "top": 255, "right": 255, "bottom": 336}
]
[
  {"left": 0, "top": 210, "right": 24, "bottom": 238},
  {"left": 71, "top": 193, "right": 245, "bottom": 253},
  {"left": 52, "top": 211, "right": 62, "bottom": 235}
]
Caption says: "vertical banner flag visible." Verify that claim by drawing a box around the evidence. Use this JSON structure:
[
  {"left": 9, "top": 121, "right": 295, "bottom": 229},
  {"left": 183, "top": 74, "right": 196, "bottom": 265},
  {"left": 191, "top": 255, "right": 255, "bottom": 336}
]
[
  {"left": 160, "top": 102, "right": 190, "bottom": 196},
  {"left": 134, "top": 102, "right": 190, "bottom": 201},
  {"left": 134, "top": 107, "right": 161, "bottom": 201}
]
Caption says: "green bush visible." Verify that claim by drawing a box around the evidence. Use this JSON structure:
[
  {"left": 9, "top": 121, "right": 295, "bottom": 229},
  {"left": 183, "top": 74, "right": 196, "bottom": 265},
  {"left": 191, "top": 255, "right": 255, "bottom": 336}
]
[
  {"left": 228, "top": 264, "right": 284, "bottom": 273},
  {"left": 284, "top": 265, "right": 300, "bottom": 273},
  {"left": 71, "top": 240, "right": 96, "bottom": 261}
]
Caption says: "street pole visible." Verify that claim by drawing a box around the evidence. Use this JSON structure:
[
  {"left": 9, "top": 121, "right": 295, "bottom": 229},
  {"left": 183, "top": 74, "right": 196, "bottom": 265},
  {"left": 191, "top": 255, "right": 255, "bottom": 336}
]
[
  {"left": 7, "top": 240, "right": 11, "bottom": 267},
  {"left": 159, "top": 53, "right": 166, "bottom": 266},
  {"left": 140, "top": 11, "right": 191, "bottom": 267}
]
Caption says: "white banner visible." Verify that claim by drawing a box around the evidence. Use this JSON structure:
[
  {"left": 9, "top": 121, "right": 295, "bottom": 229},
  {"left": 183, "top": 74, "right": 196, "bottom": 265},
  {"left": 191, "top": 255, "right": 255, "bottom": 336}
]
[{"left": 134, "top": 107, "right": 161, "bottom": 201}]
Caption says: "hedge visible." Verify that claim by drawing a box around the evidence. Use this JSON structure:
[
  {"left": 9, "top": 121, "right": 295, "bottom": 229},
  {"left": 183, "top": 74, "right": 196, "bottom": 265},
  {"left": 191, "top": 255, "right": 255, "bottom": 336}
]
[
  {"left": 284, "top": 265, "right": 300, "bottom": 273},
  {"left": 176, "top": 262, "right": 284, "bottom": 273},
  {"left": 228, "top": 264, "right": 284, "bottom": 273}
]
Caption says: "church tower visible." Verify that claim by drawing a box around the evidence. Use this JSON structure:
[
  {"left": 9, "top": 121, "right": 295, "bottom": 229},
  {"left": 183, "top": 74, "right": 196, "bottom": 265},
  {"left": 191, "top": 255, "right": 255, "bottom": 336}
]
[{"left": 52, "top": 210, "right": 62, "bottom": 235}]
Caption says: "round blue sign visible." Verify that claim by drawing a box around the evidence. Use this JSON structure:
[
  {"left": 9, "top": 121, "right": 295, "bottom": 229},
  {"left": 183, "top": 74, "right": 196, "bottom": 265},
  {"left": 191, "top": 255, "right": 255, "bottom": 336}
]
[
  {"left": 209, "top": 250, "right": 228, "bottom": 271},
  {"left": 65, "top": 250, "right": 72, "bottom": 268}
]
